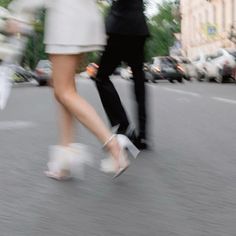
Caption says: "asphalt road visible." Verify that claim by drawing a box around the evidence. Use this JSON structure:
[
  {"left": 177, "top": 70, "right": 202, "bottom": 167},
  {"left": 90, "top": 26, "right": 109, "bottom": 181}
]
[{"left": 0, "top": 78, "right": 236, "bottom": 236}]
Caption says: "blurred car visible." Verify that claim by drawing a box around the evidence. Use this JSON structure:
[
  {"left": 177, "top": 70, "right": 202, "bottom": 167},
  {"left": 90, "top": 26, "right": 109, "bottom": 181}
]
[
  {"left": 110, "top": 65, "right": 132, "bottom": 79},
  {"left": 224, "top": 48, "right": 236, "bottom": 83},
  {"left": 86, "top": 63, "right": 132, "bottom": 80},
  {"left": 35, "top": 60, "right": 52, "bottom": 86},
  {"left": 231, "top": 66, "right": 236, "bottom": 82},
  {"left": 120, "top": 66, "right": 132, "bottom": 80},
  {"left": 201, "top": 54, "right": 220, "bottom": 82},
  {"left": 173, "top": 56, "right": 198, "bottom": 81},
  {"left": 192, "top": 53, "right": 208, "bottom": 81},
  {"left": 143, "top": 63, "right": 155, "bottom": 82},
  {"left": 205, "top": 49, "right": 236, "bottom": 83},
  {"left": 7, "top": 64, "right": 36, "bottom": 83},
  {"left": 145, "top": 56, "right": 184, "bottom": 83}
]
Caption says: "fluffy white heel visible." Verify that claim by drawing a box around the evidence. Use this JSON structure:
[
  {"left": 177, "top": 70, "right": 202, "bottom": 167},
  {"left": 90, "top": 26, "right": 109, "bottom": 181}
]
[
  {"left": 46, "top": 144, "right": 92, "bottom": 180},
  {"left": 100, "top": 134, "right": 140, "bottom": 178}
]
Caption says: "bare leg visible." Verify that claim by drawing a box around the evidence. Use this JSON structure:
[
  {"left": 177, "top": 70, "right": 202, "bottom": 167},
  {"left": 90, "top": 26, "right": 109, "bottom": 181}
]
[
  {"left": 50, "top": 54, "right": 120, "bottom": 164},
  {"left": 58, "top": 103, "right": 75, "bottom": 146}
]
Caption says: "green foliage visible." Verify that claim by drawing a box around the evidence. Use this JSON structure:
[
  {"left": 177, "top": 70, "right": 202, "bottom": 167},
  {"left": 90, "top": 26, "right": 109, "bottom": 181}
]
[
  {"left": 0, "top": 0, "right": 11, "bottom": 8},
  {"left": 23, "top": 9, "right": 47, "bottom": 69},
  {"left": 22, "top": 31, "right": 47, "bottom": 69},
  {"left": 145, "top": 0, "right": 180, "bottom": 62},
  {"left": 98, "top": 1, "right": 110, "bottom": 18}
]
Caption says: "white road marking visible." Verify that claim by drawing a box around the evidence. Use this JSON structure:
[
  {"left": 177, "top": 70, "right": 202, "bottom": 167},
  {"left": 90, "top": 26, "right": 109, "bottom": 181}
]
[
  {"left": 212, "top": 97, "right": 236, "bottom": 105},
  {"left": 162, "top": 88, "right": 201, "bottom": 97},
  {"left": 0, "top": 121, "right": 36, "bottom": 130}
]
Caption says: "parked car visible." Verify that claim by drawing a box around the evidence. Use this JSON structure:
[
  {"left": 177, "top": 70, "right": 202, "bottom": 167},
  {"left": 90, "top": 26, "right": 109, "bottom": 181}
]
[
  {"left": 145, "top": 56, "right": 184, "bottom": 83},
  {"left": 231, "top": 66, "right": 236, "bottom": 82},
  {"left": 173, "top": 56, "right": 198, "bottom": 81},
  {"left": 86, "top": 62, "right": 132, "bottom": 80},
  {"left": 120, "top": 66, "right": 132, "bottom": 80},
  {"left": 107, "top": 66, "right": 132, "bottom": 79},
  {"left": 205, "top": 48, "right": 236, "bottom": 83},
  {"left": 34, "top": 60, "right": 52, "bottom": 86},
  {"left": 225, "top": 48, "right": 236, "bottom": 82},
  {"left": 192, "top": 53, "right": 208, "bottom": 81},
  {"left": 7, "top": 64, "right": 36, "bottom": 83},
  {"left": 200, "top": 54, "right": 220, "bottom": 82}
]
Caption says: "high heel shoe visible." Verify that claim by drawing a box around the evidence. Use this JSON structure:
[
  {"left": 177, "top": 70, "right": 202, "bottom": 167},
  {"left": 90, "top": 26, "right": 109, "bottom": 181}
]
[
  {"left": 45, "top": 145, "right": 73, "bottom": 180},
  {"left": 45, "top": 144, "right": 90, "bottom": 180},
  {"left": 100, "top": 134, "right": 140, "bottom": 178}
]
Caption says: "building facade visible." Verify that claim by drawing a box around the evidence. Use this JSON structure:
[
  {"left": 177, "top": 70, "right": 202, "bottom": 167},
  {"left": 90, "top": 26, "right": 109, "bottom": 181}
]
[{"left": 180, "top": 0, "right": 236, "bottom": 58}]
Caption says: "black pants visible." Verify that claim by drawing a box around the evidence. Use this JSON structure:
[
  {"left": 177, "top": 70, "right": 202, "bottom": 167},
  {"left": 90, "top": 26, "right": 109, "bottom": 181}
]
[{"left": 96, "top": 34, "right": 147, "bottom": 138}]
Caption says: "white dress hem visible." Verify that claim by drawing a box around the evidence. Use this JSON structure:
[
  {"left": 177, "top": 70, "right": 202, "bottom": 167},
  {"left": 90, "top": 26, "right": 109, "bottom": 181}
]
[{"left": 45, "top": 44, "right": 104, "bottom": 54}]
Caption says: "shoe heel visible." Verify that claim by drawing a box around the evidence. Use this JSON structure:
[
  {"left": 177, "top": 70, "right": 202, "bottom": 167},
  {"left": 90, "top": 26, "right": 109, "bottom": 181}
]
[{"left": 117, "top": 134, "right": 140, "bottom": 158}]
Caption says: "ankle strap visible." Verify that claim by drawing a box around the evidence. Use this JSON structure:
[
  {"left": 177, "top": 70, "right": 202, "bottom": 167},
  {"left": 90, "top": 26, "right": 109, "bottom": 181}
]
[{"left": 103, "top": 134, "right": 116, "bottom": 148}]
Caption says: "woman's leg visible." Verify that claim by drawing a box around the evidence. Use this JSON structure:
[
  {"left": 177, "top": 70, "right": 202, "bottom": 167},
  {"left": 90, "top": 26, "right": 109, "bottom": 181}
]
[
  {"left": 50, "top": 54, "right": 121, "bottom": 161},
  {"left": 58, "top": 103, "right": 75, "bottom": 146}
]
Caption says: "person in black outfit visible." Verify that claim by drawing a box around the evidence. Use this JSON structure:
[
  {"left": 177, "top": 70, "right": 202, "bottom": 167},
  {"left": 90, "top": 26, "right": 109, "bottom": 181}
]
[{"left": 95, "top": 0, "right": 149, "bottom": 149}]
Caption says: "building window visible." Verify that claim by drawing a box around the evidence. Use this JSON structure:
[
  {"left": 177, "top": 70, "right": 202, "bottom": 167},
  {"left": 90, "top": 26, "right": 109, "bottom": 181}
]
[{"left": 222, "top": 0, "right": 226, "bottom": 31}]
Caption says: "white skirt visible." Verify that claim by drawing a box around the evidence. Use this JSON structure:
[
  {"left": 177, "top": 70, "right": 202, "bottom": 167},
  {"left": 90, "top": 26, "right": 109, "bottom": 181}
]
[{"left": 45, "top": 44, "right": 104, "bottom": 54}]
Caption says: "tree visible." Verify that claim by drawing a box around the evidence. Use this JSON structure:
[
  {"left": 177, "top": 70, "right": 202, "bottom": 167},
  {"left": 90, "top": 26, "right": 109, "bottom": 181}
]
[
  {"left": 145, "top": 0, "right": 180, "bottom": 61},
  {"left": 23, "top": 8, "right": 47, "bottom": 69},
  {"left": 0, "top": 0, "right": 11, "bottom": 8}
]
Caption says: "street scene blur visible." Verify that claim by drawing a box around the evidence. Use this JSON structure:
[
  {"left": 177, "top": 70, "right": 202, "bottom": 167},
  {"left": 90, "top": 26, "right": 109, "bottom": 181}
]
[{"left": 1, "top": 0, "right": 236, "bottom": 235}]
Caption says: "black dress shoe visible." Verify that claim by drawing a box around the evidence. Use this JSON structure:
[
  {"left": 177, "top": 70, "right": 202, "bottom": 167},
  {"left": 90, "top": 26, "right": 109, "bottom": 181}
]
[
  {"left": 117, "top": 125, "right": 149, "bottom": 150},
  {"left": 135, "top": 137, "right": 148, "bottom": 150},
  {"left": 126, "top": 129, "right": 137, "bottom": 144}
]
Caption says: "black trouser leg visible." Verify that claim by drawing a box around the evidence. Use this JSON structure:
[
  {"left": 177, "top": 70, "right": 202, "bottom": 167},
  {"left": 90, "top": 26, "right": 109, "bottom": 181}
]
[
  {"left": 131, "top": 65, "right": 146, "bottom": 139},
  {"left": 95, "top": 36, "right": 130, "bottom": 132},
  {"left": 126, "top": 37, "right": 147, "bottom": 139}
]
